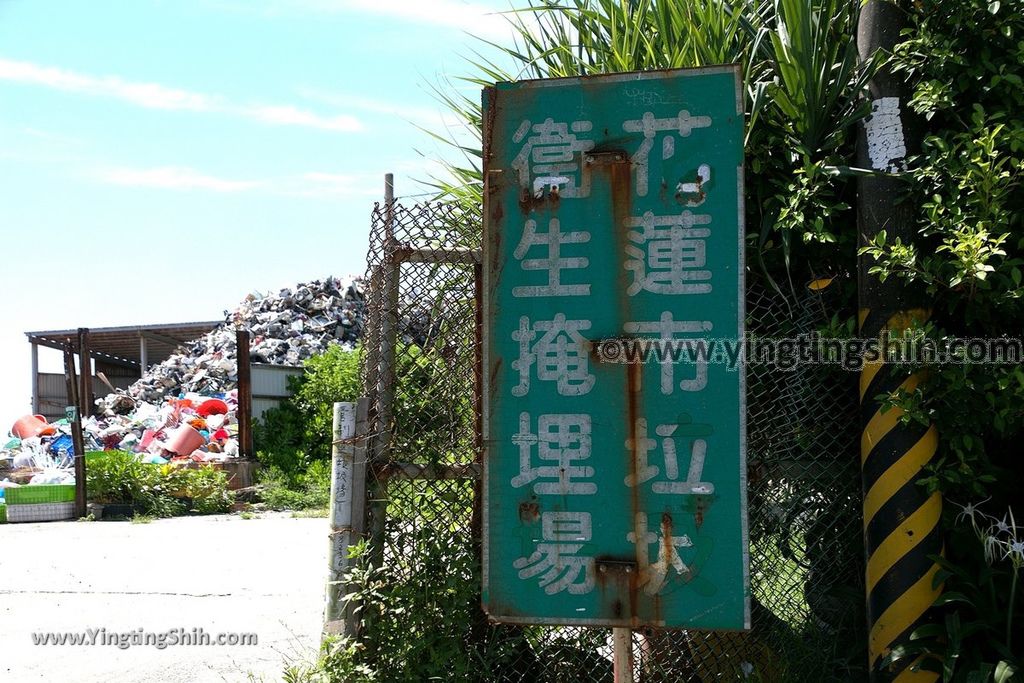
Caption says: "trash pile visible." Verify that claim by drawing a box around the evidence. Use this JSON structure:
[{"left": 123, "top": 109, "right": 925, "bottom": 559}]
[
  {"left": 88, "top": 392, "right": 242, "bottom": 462},
  {"left": 1, "top": 417, "right": 76, "bottom": 519},
  {"left": 1, "top": 275, "right": 366, "bottom": 475},
  {"left": 0, "top": 446, "right": 75, "bottom": 523},
  {"left": 126, "top": 276, "right": 365, "bottom": 403},
  {"left": 1, "top": 424, "right": 74, "bottom": 483}
]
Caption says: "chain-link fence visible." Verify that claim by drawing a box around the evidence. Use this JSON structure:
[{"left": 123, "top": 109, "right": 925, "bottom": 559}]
[{"left": 354, "top": 200, "right": 865, "bottom": 682}]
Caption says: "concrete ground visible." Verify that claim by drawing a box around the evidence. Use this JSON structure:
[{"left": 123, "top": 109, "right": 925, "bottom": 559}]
[{"left": 0, "top": 512, "right": 326, "bottom": 682}]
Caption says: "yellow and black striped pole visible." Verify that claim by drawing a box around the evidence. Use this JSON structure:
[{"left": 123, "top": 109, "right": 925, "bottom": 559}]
[
  {"left": 857, "top": 2, "right": 942, "bottom": 680},
  {"left": 859, "top": 310, "right": 942, "bottom": 681}
]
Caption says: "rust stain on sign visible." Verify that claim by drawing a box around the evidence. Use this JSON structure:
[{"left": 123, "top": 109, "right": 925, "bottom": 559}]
[
  {"left": 595, "top": 556, "right": 639, "bottom": 622},
  {"left": 518, "top": 499, "right": 540, "bottom": 524}
]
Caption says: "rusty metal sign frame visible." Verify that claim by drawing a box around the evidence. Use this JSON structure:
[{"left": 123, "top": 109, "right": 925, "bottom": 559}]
[{"left": 481, "top": 65, "right": 749, "bottom": 629}]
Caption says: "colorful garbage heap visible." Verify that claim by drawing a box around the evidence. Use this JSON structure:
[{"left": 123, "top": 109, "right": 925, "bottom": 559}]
[
  {"left": 1, "top": 275, "right": 367, "bottom": 522},
  {"left": 87, "top": 393, "right": 243, "bottom": 462},
  {"left": 1, "top": 484, "right": 77, "bottom": 523},
  {"left": 1, "top": 395, "right": 243, "bottom": 522},
  {"left": 1, "top": 416, "right": 77, "bottom": 522}
]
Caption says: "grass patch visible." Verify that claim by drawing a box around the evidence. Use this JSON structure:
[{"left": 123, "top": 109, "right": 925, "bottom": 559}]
[
  {"left": 258, "top": 460, "right": 331, "bottom": 511},
  {"left": 280, "top": 636, "right": 374, "bottom": 683},
  {"left": 750, "top": 537, "right": 809, "bottom": 626},
  {"left": 291, "top": 508, "right": 328, "bottom": 519},
  {"left": 131, "top": 514, "right": 155, "bottom": 525}
]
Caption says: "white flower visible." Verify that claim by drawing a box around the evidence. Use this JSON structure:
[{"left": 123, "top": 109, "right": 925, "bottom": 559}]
[
  {"left": 740, "top": 661, "right": 754, "bottom": 678},
  {"left": 954, "top": 498, "right": 991, "bottom": 526},
  {"left": 983, "top": 534, "right": 1003, "bottom": 565},
  {"left": 1005, "top": 540, "right": 1024, "bottom": 565}
]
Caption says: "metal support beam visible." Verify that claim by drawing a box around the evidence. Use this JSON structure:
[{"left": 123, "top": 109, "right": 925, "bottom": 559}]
[
  {"left": 857, "top": 3, "right": 941, "bottom": 680},
  {"left": 394, "top": 246, "right": 481, "bottom": 265},
  {"left": 30, "top": 342, "right": 39, "bottom": 415},
  {"left": 236, "top": 329, "right": 253, "bottom": 459},
  {"left": 139, "top": 334, "right": 149, "bottom": 373},
  {"left": 26, "top": 336, "right": 71, "bottom": 354},
  {"left": 27, "top": 334, "right": 141, "bottom": 370},
  {"left": 375, "top": 462, "right": 481, "bottom": 481},
  {"left": 77, "top": 328, "right": 93, "bottom": 417},
  {"left": 63, "top": 344, "right": 87, "bottom": 519},
  {"left": 140, "top": 329, "right": 186, "bottom": 348}
]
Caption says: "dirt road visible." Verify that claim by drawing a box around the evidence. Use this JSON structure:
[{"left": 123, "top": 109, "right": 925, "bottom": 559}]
[{"left": 0, "top": 513, "right": 325, "bottom": 682}]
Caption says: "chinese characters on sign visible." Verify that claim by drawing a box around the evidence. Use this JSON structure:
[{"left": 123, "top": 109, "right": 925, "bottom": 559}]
[{"left": 483, "top": 67, "right": 748, "bottom": 629}]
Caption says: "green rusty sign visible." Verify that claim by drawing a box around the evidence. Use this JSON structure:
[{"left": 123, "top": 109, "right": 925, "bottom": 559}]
[{"left": 481, "top": 66, "right": 748, "bottom": 629}]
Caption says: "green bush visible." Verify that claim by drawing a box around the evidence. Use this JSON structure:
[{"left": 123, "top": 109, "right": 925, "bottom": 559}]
[
  {"left": 876, "top": 0, "right": 1024, "bottom": 498},
  {"left": 332, "top": 519, "right": 485, "bottom": 681},
  {"left": 86, "top": 451, "right": 231, "bottom": 517},
  {"left": 253, "top": 344, "right": 359, "bottom": 510},
  {"left": 260, "top": 461, "right": 331, "bottom": 511},
  {"left": 255, "top": 344, "right": 361, "bottom": 483},
  {"left": 282, "top": 636, "right": 377, "bottom": 683},
  {"left": 255, "top": 343, "right": 471, "bottom": 510},
  {"left": 87, "top": 451, "right": 159, "bottom": 506},
  {"left": 177, "top": 466, "right": 233, "bottom": 515}
]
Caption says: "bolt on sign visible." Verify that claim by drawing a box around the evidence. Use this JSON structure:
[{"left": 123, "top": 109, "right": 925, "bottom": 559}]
[{"left": 481, "top": 66, "right": 749, "bottom": 629}]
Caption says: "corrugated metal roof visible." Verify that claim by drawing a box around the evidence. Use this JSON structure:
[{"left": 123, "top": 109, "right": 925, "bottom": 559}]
[{"left": 26, "top": 321, "right": 222, "bottom": 367}]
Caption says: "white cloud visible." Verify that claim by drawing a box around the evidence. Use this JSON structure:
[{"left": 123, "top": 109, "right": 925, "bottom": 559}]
[
  {"left": 245, "top": 104, "right": 361, "bottom": 131},
  {"left": 295, "top": 0, "right": 512, "bottom": 39},
  {"left": 0, "top": 125, "right": 88, "bottom": 164},
  {"left": 94, "top": 166, "right": 262, "bottom": 192},
  {"left": 290, "top": 172, "right": 381, "bottom": 197},
  {"left": 0, "top": 58, "right": 362, "bottom": 132},
  {"left": 89, "top": 165, "right": 383, "bottom": 197},
  {"left": 0, "top": 58, "right": 212, "bottom": 109},
  {"left": 20, "top": 127, "right": 86, "bottom": 146},
  {"left": 294, "top": 87, "right": 459, "bottom": 129}
]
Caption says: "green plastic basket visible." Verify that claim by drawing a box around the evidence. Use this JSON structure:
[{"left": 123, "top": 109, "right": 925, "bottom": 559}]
[
  {"left": 0, "top": 503, "right": 6, "bottom": 523},
  {"left": 5, "top": 484, "right": 75, "bottom": 506}
]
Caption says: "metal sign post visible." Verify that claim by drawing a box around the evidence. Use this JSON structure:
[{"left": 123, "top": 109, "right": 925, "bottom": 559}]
[
  {"left": 63, "top": 343, "right": 87, "bottom": 518},
  {"left": 481, "top": 66, "right": 749, "bottom": 639},
  {"left": 613, "top": 627, "right": 634, "bottom": 682}
]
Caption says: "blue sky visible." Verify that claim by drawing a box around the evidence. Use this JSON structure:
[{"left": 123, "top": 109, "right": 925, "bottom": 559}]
[{"left": 0, "top": 0, "right": 516, "bottom": 426}]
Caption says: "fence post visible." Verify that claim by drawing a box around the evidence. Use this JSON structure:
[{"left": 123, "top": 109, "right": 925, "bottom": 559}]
[
  {"left": 613, "top": 628, "right": 634, "bottom": 682},
  {"left": 377, "top": 172, "right": 398, "bottom": 453},
  {"left": 367, "top": 174, "right": 398, "bottom": 574},
  {"left": 324, "top": 400, "right": 367, "bottom": 638}
]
